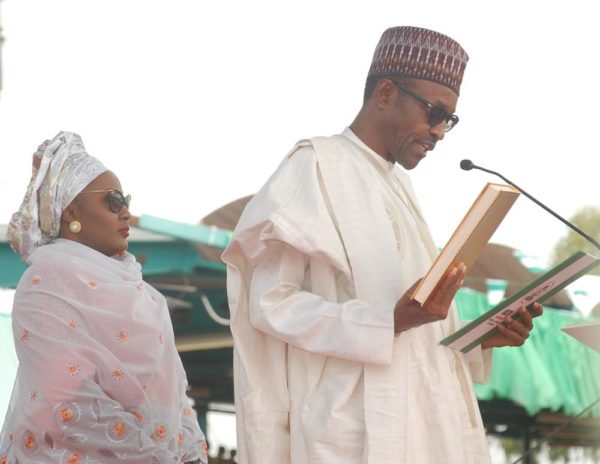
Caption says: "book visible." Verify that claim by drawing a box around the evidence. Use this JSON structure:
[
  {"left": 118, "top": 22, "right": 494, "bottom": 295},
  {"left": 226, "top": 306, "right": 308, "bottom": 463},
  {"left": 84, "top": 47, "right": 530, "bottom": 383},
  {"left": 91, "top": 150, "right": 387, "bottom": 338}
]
[
  {"left": 411, "top": 182, "right": 520, "bottom": 306},
  {"left": 561, "top": 320, "right": 600, "bottom": 353},
  {"left": 441, "top": 251, "right": 600, "bottom": 353}
]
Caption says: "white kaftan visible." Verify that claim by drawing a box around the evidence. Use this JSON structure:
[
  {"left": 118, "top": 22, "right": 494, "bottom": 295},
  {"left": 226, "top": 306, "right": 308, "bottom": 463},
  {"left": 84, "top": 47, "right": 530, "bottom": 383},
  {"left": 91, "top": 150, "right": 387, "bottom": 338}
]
[
  {"left": 0, "top": 239, "right": 208, "bottom": 464},
  {"left": 223, "top": 128, "right": 492, "bottom": 464}
]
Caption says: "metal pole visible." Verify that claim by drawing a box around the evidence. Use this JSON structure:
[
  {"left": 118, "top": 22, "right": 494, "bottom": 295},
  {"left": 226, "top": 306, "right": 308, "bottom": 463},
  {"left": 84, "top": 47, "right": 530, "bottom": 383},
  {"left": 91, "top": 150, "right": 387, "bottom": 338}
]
[{"left": 523, "top": 427, "right": 532, "bottom": 464}]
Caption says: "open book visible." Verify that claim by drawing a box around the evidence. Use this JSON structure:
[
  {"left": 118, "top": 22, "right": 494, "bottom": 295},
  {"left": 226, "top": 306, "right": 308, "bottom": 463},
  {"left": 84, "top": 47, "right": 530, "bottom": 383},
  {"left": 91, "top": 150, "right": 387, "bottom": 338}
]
[
  {"left": 441, "top": 251, "right": 600, "bottom": 352},
  {"left": 412, "top": 182, "right": 519, "bottom": 306}
]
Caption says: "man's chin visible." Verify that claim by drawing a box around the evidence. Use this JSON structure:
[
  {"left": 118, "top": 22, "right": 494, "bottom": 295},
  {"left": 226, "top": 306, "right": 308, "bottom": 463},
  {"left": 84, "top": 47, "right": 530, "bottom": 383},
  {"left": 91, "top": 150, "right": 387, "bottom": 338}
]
[{"left": 398, "top": 157, "right": 423, "bottom": 170}]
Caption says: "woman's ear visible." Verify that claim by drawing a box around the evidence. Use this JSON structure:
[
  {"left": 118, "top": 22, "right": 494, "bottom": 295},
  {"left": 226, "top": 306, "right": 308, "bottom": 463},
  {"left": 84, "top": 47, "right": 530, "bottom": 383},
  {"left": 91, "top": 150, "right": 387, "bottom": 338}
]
[{"left": 61, "top": 203, "right": 77, "bottom": 224}]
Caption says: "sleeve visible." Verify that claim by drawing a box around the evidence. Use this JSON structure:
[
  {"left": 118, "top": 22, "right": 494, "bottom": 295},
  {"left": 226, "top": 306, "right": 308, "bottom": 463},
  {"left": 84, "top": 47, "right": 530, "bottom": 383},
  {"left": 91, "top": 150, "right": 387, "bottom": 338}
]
[
  {"left": 248, "top": 240, "right": 395, "bottom": 365},
  {"left": 464, "top": 345, "right": 493, "bottom": 384},
  {"left": 9, "top": 291, "right": 181, "bottom": 463},
  {"left": 459, "top": 317, "right": 494, "bottom": 384}
]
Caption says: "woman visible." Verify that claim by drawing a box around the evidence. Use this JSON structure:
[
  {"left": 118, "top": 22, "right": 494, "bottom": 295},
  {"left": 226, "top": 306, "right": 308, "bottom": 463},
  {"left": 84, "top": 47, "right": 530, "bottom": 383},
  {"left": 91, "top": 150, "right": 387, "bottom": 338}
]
[{"left": 0, "top": 132, "right": 208, "bottom": 464}]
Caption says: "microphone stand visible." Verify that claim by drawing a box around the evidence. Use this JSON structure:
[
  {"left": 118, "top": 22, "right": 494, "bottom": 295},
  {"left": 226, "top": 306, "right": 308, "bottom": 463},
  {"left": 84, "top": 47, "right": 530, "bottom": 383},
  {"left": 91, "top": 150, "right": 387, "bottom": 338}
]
[
  {"left": 461, "top": 160, "right": 600, "bottom": 463},
  {"left": 462, "top": 161, "right": 600, "bottom": 252}
]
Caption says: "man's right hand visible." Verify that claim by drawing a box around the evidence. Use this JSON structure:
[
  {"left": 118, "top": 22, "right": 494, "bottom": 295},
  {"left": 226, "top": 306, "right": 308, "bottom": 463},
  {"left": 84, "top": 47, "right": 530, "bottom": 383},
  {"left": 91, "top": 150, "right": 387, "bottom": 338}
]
[{"left": 393, "top": 263, "right": 466, "bottom": 334}]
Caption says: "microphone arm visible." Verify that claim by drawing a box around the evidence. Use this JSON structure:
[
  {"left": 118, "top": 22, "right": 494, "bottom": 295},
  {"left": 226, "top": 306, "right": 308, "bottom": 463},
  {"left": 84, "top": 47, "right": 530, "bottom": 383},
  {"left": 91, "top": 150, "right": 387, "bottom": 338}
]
[{"left": 460, "top": 159, "right": 600, "bottom": 251}]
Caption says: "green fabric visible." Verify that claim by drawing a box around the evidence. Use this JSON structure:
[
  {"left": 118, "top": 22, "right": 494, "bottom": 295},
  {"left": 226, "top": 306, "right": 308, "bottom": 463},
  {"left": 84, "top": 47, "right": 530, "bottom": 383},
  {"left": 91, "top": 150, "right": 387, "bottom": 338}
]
[{"left": 456, "top": 288, "right": 600, "bottom": 417}]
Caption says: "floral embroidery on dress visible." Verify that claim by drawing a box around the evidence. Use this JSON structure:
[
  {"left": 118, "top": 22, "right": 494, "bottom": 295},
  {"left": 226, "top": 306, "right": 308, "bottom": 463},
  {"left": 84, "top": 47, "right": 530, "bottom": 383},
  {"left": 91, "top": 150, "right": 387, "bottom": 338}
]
[
  {"left": 183, "top": 407, "right": 194, "bottom": 418},
  {"left": 62, "top": 450, "right": 83, "bottom": 464},
  {"left": 30, "top": 389, "right": 39, "bottom": 401},
  {"left": 31, "top": 276, "right": 42, "bottom": 286},
  {"left": 112, "top": 368, "right": 124, "bottom": 381},
  {"left": 135, "top": 283, "right": 143, "bottom": 292},
  {"left": 22, "top": 429, "right": 38, "bottom": 453},
  {"left": 88, "top": 281, "right": 98, "bottom": 289},
  {"left": 158, "top": 333, "right": 164, "bottom": 345},
  {"left": 203, "top": 442, "right": 209, "bottom": 453},
  {"left": 117, "top": 329, "right": 128, "bottom": 343},
  {"left": 68, "top": 320, "right": 79, "bottom": 329},
  {"left": 152, "top": 422, "right": 169, "bottom": 442},
  {"left": 65, "top": 362, "right": 80, "bottom": 376},
  {"left": 20, "top": 329, "right": 30, "bottom": 342},
  {"left": 106, "top": 418, "right": 129, "bottom": 443},
  {"left": 54, "top": 401, "right": 81, "bottom": 428}
]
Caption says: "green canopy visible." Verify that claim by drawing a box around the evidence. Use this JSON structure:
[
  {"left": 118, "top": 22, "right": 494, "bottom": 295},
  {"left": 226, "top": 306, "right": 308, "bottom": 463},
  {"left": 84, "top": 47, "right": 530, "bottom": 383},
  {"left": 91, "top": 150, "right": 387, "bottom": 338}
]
[{"left": 456, "top": 289, "right": 600, "bottom": 418}]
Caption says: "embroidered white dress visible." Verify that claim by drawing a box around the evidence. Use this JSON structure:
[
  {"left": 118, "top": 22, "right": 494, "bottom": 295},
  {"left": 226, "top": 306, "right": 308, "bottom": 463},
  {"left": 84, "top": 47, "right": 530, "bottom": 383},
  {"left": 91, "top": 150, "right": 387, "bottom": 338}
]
[
  {"left": 223, "top": 128, "right": 493, "bottom": 464},
  {"left": 0, "top": 239, "right": 208, "bottom": 464}
]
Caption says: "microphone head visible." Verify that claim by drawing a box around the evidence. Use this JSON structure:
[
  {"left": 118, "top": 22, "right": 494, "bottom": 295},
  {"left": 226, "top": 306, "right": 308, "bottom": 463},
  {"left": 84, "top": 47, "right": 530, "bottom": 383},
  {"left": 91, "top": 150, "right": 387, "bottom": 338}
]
[{"left": 460, "top": 159, "right": 474, "bottom": 171}]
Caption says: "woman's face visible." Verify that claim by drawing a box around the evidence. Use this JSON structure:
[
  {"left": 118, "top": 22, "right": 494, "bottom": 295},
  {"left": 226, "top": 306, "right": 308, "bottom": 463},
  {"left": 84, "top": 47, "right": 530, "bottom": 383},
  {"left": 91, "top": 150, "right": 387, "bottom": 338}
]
[{"left": 61, "top": 171, "right": 131, "bottom": 256}]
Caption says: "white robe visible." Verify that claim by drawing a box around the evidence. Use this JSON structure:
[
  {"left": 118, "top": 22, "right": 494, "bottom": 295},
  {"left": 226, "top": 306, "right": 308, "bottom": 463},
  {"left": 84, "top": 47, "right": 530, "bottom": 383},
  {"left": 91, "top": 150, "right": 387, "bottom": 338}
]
[
  {"left": 223, "top": 128, "right": 492, "bottom": 464},
  {"left": 0, "top": 239, "right": 207, "bottom": 464}
]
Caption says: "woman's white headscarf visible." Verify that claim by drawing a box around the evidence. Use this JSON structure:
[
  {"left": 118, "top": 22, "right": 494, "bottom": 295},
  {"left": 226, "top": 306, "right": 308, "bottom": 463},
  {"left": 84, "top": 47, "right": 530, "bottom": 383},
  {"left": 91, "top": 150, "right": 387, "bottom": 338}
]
[{"left": 7, "top": 131, "right": 107, "bottom": 260}]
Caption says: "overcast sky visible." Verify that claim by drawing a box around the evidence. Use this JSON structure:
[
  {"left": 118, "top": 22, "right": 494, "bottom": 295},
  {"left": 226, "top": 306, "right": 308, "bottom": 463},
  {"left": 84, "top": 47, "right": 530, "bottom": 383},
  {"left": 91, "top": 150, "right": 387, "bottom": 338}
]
[{"left": 1, "top": 0, "right": 599, "bottom": 267}]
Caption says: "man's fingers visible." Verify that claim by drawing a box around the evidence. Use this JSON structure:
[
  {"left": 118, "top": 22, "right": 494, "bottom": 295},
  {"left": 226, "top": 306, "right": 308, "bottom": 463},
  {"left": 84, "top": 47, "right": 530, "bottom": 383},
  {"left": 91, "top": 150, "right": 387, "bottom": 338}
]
[
  {"left": 530, "top": 303, "right": 544, "bottom": 317},
  {"left": 497, "top": 324, "right": 526, "bottom": 346}
]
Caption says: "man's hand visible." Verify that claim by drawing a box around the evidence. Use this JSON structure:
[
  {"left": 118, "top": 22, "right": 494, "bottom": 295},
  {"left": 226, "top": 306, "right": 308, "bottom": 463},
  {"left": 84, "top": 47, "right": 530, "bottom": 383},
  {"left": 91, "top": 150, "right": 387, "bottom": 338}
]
[
  {"left": 394, "top": 263, "right": 466, "bottom": 334},
  {"left": 481, "top": 303, "right": 543, "bottom": 349}
]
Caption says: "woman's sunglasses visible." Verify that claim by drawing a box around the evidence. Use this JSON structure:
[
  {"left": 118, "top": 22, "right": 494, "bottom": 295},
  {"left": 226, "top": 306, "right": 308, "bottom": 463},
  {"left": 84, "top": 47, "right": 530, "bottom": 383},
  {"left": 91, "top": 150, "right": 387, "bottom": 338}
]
[{"left": 79, "top": 189, "right": 131, "bottom": 213}]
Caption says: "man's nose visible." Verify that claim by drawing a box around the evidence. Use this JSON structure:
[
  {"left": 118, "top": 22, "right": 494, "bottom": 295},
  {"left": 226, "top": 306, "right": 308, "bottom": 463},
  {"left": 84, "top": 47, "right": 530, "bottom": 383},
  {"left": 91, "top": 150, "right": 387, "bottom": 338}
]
[{"left": 429, "top": 121, "right": 446, "bottom": 141}]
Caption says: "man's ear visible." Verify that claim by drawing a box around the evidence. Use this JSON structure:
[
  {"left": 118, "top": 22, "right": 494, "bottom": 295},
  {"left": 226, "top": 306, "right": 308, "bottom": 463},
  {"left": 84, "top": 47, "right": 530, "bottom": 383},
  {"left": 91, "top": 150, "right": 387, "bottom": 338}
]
[{"left": 374, "top": 79, "right": 396, "bottom": 108}]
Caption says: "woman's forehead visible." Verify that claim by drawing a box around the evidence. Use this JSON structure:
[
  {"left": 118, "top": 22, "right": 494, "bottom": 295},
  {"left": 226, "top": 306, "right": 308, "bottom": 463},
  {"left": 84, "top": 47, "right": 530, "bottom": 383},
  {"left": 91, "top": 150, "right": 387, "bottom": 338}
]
[{"left": 84, "top": 171, "right": 122, "bottom": 192}]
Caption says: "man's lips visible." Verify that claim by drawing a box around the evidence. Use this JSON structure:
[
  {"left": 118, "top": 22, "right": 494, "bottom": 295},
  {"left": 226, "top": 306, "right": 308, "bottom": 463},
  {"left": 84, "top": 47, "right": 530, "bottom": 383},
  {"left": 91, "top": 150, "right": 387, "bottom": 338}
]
[{"left": 419, "top": 141, "right": 436, "bottom": 151}]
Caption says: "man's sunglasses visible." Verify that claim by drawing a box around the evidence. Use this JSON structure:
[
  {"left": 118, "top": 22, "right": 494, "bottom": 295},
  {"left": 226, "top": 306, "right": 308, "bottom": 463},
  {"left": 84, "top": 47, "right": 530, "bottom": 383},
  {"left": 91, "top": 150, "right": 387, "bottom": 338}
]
[
  {"left": 80, "top": 189, "right": 131, "bottom": 213},
  {"left": 391, "top": 81, "right": 459, "bottom": 132}
]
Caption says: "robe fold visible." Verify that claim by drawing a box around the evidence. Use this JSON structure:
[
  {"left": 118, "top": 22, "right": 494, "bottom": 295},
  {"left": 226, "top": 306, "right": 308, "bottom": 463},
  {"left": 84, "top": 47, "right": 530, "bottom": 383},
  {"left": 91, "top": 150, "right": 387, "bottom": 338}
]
[{"left": 223, "top": 128, "right": 492, "bottom": 464}]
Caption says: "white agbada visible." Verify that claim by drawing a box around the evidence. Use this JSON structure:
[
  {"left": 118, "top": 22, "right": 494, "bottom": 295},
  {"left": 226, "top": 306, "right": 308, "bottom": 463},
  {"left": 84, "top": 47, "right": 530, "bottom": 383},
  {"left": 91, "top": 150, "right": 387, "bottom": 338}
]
[
  {"left": 223, "top": 129, "right": 493, "bottom": 464},
  {"left": 0, "top": 239, "right": 208, "bottom": 464}
]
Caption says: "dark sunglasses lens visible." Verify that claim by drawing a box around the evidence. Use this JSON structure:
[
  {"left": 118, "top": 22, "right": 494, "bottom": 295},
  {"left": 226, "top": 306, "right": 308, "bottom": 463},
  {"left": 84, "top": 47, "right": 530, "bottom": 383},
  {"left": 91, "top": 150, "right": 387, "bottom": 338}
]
[
  {"left": 429, "top": 106, "right": 449, "bottom": 127},
  {"left": 445, "top": 115, "right": 459, "bottom": 132},
  {"left": 107, "top": 191, "right": 130, "bottom": 213}
]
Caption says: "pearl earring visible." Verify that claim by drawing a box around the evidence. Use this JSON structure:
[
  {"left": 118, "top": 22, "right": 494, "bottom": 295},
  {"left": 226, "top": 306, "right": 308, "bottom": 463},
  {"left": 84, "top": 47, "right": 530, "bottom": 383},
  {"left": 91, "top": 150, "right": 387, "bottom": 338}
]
[{"left": 69, "top": 220, "right": 82, "bottom": 234}]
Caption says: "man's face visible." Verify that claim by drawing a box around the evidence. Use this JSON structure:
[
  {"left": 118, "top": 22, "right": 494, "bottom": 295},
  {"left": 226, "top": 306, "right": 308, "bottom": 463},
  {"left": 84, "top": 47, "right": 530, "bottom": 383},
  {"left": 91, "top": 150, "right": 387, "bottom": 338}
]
[{"left": 379, "top": 79, "right": 459, "bottom": 170}]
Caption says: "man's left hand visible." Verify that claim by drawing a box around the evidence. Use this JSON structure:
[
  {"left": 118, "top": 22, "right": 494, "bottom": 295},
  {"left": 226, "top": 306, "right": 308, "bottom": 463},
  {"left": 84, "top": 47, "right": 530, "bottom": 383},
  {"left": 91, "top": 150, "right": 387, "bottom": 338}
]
[{"left": 481, "top": 303, "right": 543, "bottom": 349}]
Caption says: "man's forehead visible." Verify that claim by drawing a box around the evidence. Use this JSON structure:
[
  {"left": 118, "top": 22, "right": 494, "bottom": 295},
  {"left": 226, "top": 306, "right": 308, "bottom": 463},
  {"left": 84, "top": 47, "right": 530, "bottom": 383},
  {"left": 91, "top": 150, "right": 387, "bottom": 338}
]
[{"left": 410, "top": 79, "right": 459, "bottom": 110}]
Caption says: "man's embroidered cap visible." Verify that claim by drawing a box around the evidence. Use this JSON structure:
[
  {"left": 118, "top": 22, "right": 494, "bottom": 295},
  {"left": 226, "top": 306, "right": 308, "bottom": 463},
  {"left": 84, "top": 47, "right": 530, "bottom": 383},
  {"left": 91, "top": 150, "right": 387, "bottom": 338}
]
[{"left": 368, "top": 26, "right": 468, "bottom": 95}]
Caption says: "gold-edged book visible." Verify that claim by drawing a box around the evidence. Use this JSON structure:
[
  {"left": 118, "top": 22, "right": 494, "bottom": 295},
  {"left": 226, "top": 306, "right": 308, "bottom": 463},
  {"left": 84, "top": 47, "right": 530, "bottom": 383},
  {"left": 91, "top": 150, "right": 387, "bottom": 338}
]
[{"left": 411, "top": 182, "right": 520, "bottom": 306}]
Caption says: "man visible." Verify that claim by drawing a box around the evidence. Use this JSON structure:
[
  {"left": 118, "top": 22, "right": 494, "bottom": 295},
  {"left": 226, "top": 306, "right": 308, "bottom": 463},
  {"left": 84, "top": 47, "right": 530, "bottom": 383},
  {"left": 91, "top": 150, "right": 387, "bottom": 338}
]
[{"left": 223, "top": 26, "right": 542, "bottom": 463}]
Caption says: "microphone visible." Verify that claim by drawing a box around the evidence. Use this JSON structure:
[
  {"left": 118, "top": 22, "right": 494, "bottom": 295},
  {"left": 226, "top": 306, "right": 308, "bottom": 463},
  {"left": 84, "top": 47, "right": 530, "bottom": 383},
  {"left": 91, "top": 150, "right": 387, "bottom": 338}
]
[{"left": 460, "top": 159, "right": 600, "bottom": 251}]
